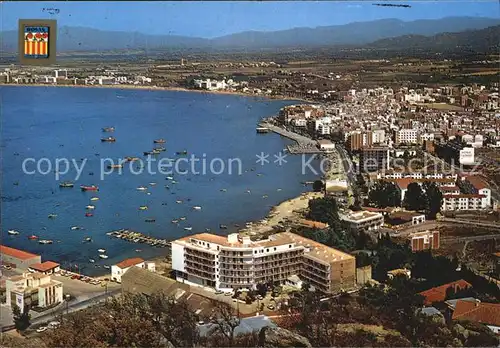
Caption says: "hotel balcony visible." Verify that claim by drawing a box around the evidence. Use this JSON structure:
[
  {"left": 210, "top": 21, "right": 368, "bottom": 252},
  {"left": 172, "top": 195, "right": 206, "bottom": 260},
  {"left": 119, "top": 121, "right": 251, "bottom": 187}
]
[{"left": 185, "top": 256, "right": 216, "bottom": 268}]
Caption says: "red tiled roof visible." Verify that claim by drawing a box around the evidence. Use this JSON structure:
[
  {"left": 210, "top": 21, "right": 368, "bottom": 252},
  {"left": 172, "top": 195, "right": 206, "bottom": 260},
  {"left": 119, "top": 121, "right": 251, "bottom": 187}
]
[
  {"left": 298, "top": 219, "right": 329, "bottom": 229},
  {"left": 440, "top": 186, "right": 460, "bottom": 191},
  {"left": 29, "top": 261, "right": 60, "bottom": 272},
  {"left": 452, "top": 300, "right": 500, "bottom": 326},
  {"left": 115, "top": 257, "right": 144, "bottom": 269},
  {"left": 419, "top": 279, "right": 472, "bottom": 305},
  {"left": 0, "top": 245, "right": 39, "bottom": 260},
  {"left": 465, "top": 176, "right": 488, "bottom": 190}
]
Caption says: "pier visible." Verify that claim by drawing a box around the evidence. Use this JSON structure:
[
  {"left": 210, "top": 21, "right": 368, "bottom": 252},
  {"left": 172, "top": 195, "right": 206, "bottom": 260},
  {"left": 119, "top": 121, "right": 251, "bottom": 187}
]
[
  {"left": 106, "top": 229, "right": 172, "bottom": 249},
  {"left": 259, "top": 122, "right": 321, "bottom": 154}
]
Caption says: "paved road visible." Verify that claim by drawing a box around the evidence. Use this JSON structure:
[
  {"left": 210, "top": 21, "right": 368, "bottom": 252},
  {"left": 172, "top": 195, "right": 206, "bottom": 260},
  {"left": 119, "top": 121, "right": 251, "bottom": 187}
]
[
  {"left": 442, "top": 233, "right": 500, "bottom": 243},
  {"left": 440, "top": 218, "right": 500, "bottom": 230}
]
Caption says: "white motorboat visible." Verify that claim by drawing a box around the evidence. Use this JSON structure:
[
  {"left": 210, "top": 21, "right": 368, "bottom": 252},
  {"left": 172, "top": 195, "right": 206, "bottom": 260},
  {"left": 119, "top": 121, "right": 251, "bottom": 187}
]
[
  {"left": 8, "top": 229, "right": 20, "bottom": 235},
  {"left": 86, "top": 205, "right": 95, "bottom": 210},
  {"left": 99, "top": 254, "right": 109, "bottom": 259},
  {"left": 136, "top": 186, "right": 148, "bottom": 191},
  {"left": 184, "top": 227, "right": 193, "bottom": 231},
  {"left": 97, "top": 249, "right": 106, "bottom": 253},
  {"left": 89, "top": 259, "right": 95, "bottom": 263},
  {"left": 192, "top": 206, "right": 202, "bottom": 210}
]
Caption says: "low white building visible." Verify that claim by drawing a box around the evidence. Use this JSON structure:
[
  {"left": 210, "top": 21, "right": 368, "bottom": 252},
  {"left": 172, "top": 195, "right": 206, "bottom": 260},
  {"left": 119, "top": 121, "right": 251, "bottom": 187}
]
[
  {"left": 459, "top": 147, "right": 475, "bottom": 165},
  {"left": 317, "top": 139, "right": 336, "bottom": 152},
  {"left": 111, "top": 257, "right": 155, "bottom": 283},
  {"left": 340, "top": 210, "right": 384, "bottom": 233},
  {"left": 5, "top": 273, "right": 63, "bottom": 312},
  {"left": 193, "top": 78, "right": 227, "bottom": 91}
]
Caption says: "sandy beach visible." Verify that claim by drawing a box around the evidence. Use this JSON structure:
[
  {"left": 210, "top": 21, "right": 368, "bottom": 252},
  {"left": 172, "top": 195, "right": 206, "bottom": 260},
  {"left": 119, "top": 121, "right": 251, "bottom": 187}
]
[{"left": 1, "top": 83, "right": 310, "bottom": 102}]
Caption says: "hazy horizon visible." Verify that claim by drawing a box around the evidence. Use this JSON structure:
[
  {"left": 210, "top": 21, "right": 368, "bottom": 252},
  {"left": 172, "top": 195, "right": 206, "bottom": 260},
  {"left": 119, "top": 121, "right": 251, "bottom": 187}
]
[{"left": 2, "top": 1, "right": 499, "bottom": 38}]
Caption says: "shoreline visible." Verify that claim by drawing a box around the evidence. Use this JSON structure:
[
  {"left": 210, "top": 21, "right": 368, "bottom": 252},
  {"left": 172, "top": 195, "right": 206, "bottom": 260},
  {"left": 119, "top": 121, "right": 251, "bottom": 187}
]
[{"left": 0, "top": 83, "right": 310, "bottom": 103}]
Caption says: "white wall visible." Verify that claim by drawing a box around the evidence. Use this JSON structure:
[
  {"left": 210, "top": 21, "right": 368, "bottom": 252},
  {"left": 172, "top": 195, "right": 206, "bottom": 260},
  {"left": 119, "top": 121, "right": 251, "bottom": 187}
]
[{"left": 171, "top": 243, "right": 185, "bottom": 273}]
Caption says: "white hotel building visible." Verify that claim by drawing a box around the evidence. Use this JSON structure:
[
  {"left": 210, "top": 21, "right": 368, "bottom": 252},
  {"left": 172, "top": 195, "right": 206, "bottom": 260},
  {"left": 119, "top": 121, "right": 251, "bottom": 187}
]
[{"left": 171, "top": 232, "right": 356, "bottom": 294}]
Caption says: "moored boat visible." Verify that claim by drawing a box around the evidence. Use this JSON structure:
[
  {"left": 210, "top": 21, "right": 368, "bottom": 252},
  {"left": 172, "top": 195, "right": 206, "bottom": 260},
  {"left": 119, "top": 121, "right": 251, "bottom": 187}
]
[
  {"left": 81, "top": 185, "right": 99, "bottom": 191},
  {"left": 184, "top": 227, "right": 193, "bottom": 231},
  {"left": 48, "top": 214, "right": 57, "bottom": 219},
  {"left": 90, "top": 197, "right": 99, "bottom": 201},
  {"left": 107, "top": 164, "right": 123, "bottom": 169},
  {"left": 153, "top": 139, "right": 166, "bottom": 144},
  {"left": 145, "top": 218, "right": 156, "bottom": 223},
  {"left": 8, "top": 229, "right": 20, "bottom": 235},
  {"left": 136, "top": 186, "right": 148, "bottom": 191},
  {"left": 86, "top": 205, "right": 95, "bottom": 210},
  {"left": 97, "top": 249, "right": 106, "bottom": 253},
  {"left": 39, "top": 239, "right": 53, "bottom": 244},
  {"left": 219, "top": 224, "right": 228, "bottom": 229},
  {"left": 171, "top": 219, "right": 179, "bottom": 224},
  {"left": 99, "top": 254, "right": 108, "bottom": 259},
  {"left": 176, "top": 150, "right": 188, "bottom": 155},
  {"left": 125, "top": 156, "right": 140, "bottom": 162},
  {"left": 101, "top": 136, "right": 116, "bottom": 142},
  {"left": 102, "top": 127, "right": 115, "bottom": 132},
  {"left": 59, "top": 181, "right": 74, "bottom": 188},
  {"left": 83, "top": 237, "right": 92, "bottom": 243},
  {"left": 85, "top": 212, "right": 93, "bottom": 217},
  {"left": 89, "top": 259, "right": 95, "bottom": 263},
  {"left": 139, "top": 206, "right": 148, "bottom": 210},
  {"left": 28, "top": 235, "right": 38, "bottom": 240},
  {"left": 192, "top": 206, "right": 202, "bottom": 211}
]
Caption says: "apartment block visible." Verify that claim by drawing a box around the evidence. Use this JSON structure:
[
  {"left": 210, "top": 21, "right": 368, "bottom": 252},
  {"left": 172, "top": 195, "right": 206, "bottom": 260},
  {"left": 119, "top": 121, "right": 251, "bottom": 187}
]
[
  {"left": 171, "top": 232, "right": 356, "bottom": 294},
  {"left": 359, "top": 146, "right": 390, "bottom": 172},
  {"left": 395, "top": 129, "right": 419, "bottom": 145},
  {"left": 409, "top": 230, "right": 440, "bottom": 252},
  {"left": 347, "top": 131, "right": 372, "bottom": 151},
  {"left": 6, "top": 273, "right": 63, "bottom": 312}
]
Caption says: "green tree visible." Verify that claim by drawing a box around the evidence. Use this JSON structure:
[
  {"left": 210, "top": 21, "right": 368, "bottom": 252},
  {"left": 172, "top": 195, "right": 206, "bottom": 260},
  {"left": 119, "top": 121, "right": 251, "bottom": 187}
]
[
  {"left": 368, "top": 181, "right": 401, "bottom": 208},
  {"left": 422, "top": 181, "right": 443, "bottom": 219},
  {"left": 403, "top": 183, "right": 425, "bottom": 211},
  {"left": 312, "top": 180, "right": 325, "bottom": 193},
  {"left": 307, "top": 197, "right": 342, "bottom": 231},
  {"left": 12, "top": 305, "right": 31, "bottom": 332}
]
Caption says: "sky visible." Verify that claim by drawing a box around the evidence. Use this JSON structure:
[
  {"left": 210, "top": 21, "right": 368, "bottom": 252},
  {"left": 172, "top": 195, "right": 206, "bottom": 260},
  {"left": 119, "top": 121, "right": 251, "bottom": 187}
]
[{"left": 2, "top": 1, "right": 499, "bottom": 38}]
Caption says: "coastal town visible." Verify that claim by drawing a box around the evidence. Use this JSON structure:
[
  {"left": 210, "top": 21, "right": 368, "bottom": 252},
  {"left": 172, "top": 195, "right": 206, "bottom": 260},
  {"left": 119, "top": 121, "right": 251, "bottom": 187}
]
[
  {"left": 2, "top": 60, "right": 500, "bottom": 346},
  {"left": 2, "top": 3, "right": 500, "bottom": 346}
]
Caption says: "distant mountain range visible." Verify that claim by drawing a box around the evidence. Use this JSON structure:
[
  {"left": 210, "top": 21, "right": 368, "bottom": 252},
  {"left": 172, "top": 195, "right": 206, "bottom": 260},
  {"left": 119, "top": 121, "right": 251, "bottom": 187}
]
[
  {"left": 366, "top": 25, "right": 500, "bottom": 53},
  {"left": 1, "top": 16, "right": 499, "bottom": 52}
]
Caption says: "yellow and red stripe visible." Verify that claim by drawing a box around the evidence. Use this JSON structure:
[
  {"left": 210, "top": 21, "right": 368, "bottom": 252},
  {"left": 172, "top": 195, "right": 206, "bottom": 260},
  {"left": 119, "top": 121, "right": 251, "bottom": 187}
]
[{"left": 24, "top": 37, "right": 48, "bottom": 56}]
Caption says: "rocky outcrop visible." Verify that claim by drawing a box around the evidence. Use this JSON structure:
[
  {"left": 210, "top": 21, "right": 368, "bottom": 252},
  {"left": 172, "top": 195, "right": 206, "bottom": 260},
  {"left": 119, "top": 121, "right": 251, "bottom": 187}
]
[{"left": 258, "top": 326, "right": 312, "bottom": 348}]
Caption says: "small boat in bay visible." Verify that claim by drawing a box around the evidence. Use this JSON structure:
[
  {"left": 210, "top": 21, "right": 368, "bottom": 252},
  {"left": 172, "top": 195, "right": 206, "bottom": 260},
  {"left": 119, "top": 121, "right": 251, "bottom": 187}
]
[
  {"left": 176, "top": 150, "right": 188, "bottom": 156},
  {"left": 154, "top": 147, "right": 166, "bottom": 152},
  {"left": 136, "top": 186, "right": 148, "bottom": 191},
  {"left": 39, "top": 239, "right": 53, "bottom": 245},
  {"left": 153, "top": 139, "right": 166, "bottom": 144},
  {"left": 102, "top": 127, "right": 115, "bottom": 132},
  {"left": 97, "top": 248, "right": 106, "bottom": 253},
  {"left": 145, "top": 218, "right": 156, "bottom": 223},
  {"left": 184, "top": 227, "right": 193, "bottom": 231},
  {"left": 139, "top": 206, "right": 148, "bottom": 210},
  {"left": 85, "top": 212, "right": 93, "bottom": 217},
  {"left": 59, "top": 181, "right": 74, "bottom": 188},
  {"left": 179, "top": 217, "right": 186, "bottom": 221},
  {"left": 89, "top": 259, "right": 95, "bottom": 263},
  {"left": 71, "top": 226, "right": 82, "bottom": 231},
  {"left": 81, "top": 185, "right": 99, "bottom": 191},
  {"left": 99, "top": 254, "right": 109, "bottom": 259},
  {"left": 107, "top": 164, "right": 123, "bottom": 169},
  {"left": 125, "top": 156, "right": 140, "bottom": 162},
  {"left": 101, "top": 136, "right": 116, "bottom": 142},
  {"left": 86, "top": 205, "right": 95, "bottom": 210},
  {"left": 103, "top": 265, "right": 111, "bottom": 269},
  {"left": 90, "top": 197, "right": 99, "bottom": 201},
  {"left": 83, "top": 237, "right": 92, "bottom": 243},
  {"left": 176, "top": 200, "right": 183, "bottom": 204},
  {"left": 171, "top": 219, "right": 179, "bottom": 224},
  {"left": 8, "top": 229, "right": 20, "bottom": 235},
  {"left": 219, "top": 224, "right": 228, "bottom": 229},
  {"left": 48, "top": 213, "right": 57, "bottom": 219},
  {"left": 192, "top": 206, "right": 202, "bottom": 211},
  {"left": 28, "top": 235, "right": 38, "bottom": 240},
  {"left": 166, "top": 176, "right": 174, "bottom": 180}
]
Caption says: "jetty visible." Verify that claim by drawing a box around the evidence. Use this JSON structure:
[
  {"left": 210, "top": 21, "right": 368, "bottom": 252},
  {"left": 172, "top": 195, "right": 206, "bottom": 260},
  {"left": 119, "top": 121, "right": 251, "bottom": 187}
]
[
  {"left": 258, "top": 122, "right": 321, "bottom": 154},
  {"left": 106, "top": 229, "right": 172, "bottom": 249}
]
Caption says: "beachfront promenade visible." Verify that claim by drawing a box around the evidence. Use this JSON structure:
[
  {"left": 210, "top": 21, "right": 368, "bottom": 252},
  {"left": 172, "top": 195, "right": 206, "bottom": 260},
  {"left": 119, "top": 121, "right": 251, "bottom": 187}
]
[{"left": 259, "top": 122, "right": 320, "bottom": 154}]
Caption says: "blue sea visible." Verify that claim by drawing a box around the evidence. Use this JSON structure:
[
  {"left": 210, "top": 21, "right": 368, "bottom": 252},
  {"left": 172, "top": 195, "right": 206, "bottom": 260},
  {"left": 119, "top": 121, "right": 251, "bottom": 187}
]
[{"left": 1, "top": 86, "right": 320, "bottom": 275}]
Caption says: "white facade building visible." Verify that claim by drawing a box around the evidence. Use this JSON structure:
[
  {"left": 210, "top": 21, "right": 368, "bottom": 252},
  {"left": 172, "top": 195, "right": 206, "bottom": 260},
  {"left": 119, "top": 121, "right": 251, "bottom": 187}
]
[
  {"left": 5, "top": 273, "right": 63, "bottom": 312},
  {"left": 459, "top": 147, "right": 475, "bottom": 165},
  {"left": 193, "top": 78, "right": 227, "bottom": 91},
  {"left": 372, "top": 129, "right": 386, "bottom": 144},
  {"left": 111, "top": 258, "right": 155, "bottom": 283},
  {"left": 396, "top": 129, "right": 419, "bottom": 144},
  {"left": 340, "top": 211, "right": 384, "bottom": 233}
]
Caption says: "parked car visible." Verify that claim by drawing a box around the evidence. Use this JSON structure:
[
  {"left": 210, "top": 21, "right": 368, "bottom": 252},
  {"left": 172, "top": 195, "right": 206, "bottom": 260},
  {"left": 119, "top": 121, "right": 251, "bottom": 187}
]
[
  {"left": 48, "top": 321, "right": 60, "bottom": 329},
  {"left": 36, "top": 326, "right": 48, "bottom": 333}
]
